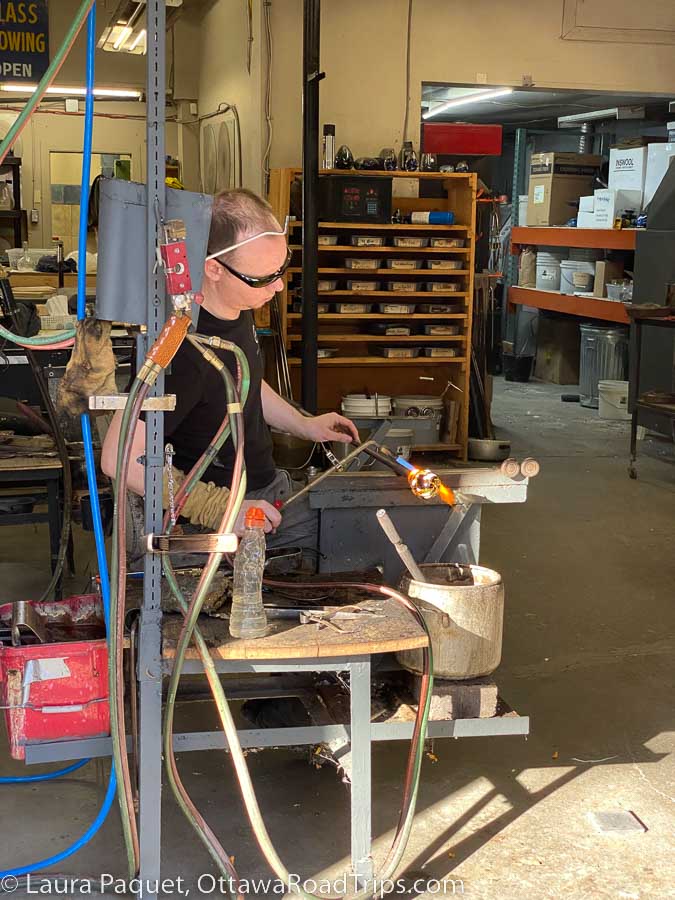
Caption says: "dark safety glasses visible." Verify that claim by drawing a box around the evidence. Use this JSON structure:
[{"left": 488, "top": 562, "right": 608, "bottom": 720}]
[{"left": 214, "top": 245, "right": 292, "bottom": 288}]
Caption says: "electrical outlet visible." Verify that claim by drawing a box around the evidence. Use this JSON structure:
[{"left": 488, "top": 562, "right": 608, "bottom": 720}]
[
  {"left": 30, "top": 208, "right": 39, "bottom": 224},
  {"left": 476, "top": 72, "right": 488, "bottom": 84},
  {"left": 65, "top": 98, "right": 79, "bottom": 113},
  {"left": 189, "top": 102, "right": 198, "bottom": 116}
]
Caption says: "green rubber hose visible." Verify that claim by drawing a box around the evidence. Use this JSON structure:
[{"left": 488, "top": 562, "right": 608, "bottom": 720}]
[{"left": 0, "top": 0, "right": 96, "bottom": 166}]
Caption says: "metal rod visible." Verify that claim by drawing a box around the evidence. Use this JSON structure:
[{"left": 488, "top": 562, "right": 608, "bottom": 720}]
[
  {"left": 301, "top": 0, "right": 321, "bottom": 413},
  {"left": 281, "top": 439, "right": 377, "bottom": 508},
  {"left": 376, "top": 509, "right": 426, "bottom": 583}
]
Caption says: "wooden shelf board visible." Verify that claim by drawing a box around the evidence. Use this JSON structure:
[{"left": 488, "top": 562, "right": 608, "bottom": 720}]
[
  {"left": 289, "top": 221, "right": 470, "bottom": 231},
  {"left": 509, "top": 286, "right": 630, "bottom": 324},
  {"left": 303, "top": 290, "right": 468, "bottom": 298},
  {"left": 288, "top": 245, "right": 470, "bottom": 254},
  {"left": 318, "top": 169, "right": 473, "bottom": 180},
  {"left": 511, "top": 226, "right": 637, "bottom": 251},
  {"left": 287, "top": 313, "right": 468, "bottom": 320},
  {"left": 412, "top": 443, "right": 462, "bottom": 451},
  {"left": 288, "top": 268, "right": 470, "bottom": 276},
  {"left": 286, "top": 334, "right": 465, "bottom": 343},
  {"left": 288, "top": 356, "right": 466, "bottom": 366}
]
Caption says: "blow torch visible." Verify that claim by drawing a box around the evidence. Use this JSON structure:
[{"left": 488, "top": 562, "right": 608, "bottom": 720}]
[{"left": 279, "top": 440, "right": 461, "bottom": 509}]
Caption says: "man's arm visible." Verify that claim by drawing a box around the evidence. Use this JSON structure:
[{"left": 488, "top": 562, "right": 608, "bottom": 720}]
[
  {"left": 260, "top": 380, "right": 360, "bottom": 444},
  {"left": 101, "top": 408, "right": 146, "bottom": 494}
]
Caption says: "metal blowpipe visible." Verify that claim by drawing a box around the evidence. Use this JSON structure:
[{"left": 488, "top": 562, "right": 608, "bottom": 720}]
[{"left": 376, "top": 509, "right": 427, "bottom": 583}]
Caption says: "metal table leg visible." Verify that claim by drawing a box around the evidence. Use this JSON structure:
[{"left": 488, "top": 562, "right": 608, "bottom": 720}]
[
  {"left": 349, "top": 656, "right": 373, "bottom": 884},
  {"left": 628, "top": 319, "right": 642, "bottom": 479},
  {"left": 46, "top": 475, "right": 62, "bottom": 598},
  {"left": 424, "top": 503, "right": 481, "bottom": 565}
]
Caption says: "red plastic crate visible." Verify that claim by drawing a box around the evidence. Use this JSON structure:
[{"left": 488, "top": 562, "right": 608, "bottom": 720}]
[{"left": 0, "top": 639, "right": 110, "bottom": 760}]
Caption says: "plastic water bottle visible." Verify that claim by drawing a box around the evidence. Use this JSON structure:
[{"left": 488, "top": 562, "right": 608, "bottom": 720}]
[{"left": 229, "top": 507, "right": 268, "bottom": 639}]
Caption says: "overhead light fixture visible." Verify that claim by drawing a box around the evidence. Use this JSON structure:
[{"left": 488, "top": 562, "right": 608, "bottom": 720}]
[
  {"left": 113, "top": 25, "right": 133, "bottom": 51},
  {"left": 0, "top": 83, "right": 143, "bottom": 99},
  {"left": 423, "top": 88, "right": 514, "bottom": 120},
  {"left": 129, "top": 29, "right": 146, "bottom": 52},
  {"left": 558, "top": 106, "right": 645, "bottom": 127}
]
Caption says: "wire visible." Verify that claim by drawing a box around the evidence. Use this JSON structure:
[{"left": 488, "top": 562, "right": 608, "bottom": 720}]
[
  {"left": 0, "top": 759, "right": 89, "bottom": 783},
  {"left": 401, "top": 0, "right": 413, "bottom": 145},
  {"left": 262, "top": 0, "right": 274, "bottom": 185}
]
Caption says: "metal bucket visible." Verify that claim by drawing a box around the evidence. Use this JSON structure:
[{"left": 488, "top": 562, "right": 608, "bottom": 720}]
[
  {"left": 579, "top": 324, "right": 629, "bottom": 409},
  {"left": 396, "top": 564, "right": 504, "bottom": 680}
]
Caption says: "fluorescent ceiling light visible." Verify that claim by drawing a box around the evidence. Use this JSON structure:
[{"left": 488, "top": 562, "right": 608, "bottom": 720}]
[
  {"left": 558, "top": 106, "right": 645, "bottom": 127},
  {"left": 423, "top": 88, "right": 514, "bottom": 120},
  {"left": 113, "top": 25, "right": 133, "bottom": 50},
  {"left": 0, "top": 83, "right": 142, "bottom": 99},
  {"left": 129, "top": 29, "right": 146, "bottom": 52}
]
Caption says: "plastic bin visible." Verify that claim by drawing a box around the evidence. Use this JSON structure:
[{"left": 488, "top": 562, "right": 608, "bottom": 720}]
[{"left": 0, "top": 639, "right": 110, "bottom": 760}]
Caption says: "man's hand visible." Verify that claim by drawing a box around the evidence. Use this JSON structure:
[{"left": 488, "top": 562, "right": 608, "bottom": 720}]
[
  {"left": 234, "top": 499, "right": 282, "bottom": 537},
  {"left": 298, "top": 413, "right": 360, "bottom": 444}
]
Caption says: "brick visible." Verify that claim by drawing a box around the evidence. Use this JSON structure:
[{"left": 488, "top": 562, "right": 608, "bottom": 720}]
[{"left": 408, "top": 674, "right": 498, "bottom": 720}]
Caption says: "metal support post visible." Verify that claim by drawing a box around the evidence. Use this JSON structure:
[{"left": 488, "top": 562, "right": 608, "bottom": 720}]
[
  {"left": 138, "top": 0, "right": 167, "bottom": 894},
  {"left": 349, "top": 658, "right": 374, "bottom": 884},
  {"left": 505, "top": 127, "right": 528, "bottom": 348},
  {"left": 301, "top": 0, "right": 321, "bottom": 413}
]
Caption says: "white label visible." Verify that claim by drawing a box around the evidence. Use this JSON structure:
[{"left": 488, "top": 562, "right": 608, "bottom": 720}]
[{"left": 533, "top": 185, "right": 545, "bottom": 205}]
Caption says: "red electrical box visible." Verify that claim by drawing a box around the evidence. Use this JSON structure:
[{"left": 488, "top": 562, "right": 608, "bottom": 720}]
[
  {"left": 0, "top": 638, "right": 109, "bottom": 760},
  {"left": 423, "top": 123, "right": 503, "bottom": 157}
]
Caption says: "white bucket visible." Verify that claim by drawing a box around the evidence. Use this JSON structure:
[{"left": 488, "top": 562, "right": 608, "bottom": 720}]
[
  {"left": 561, "top": 259, "right": 595, "bottom": 295},
  {"left": 598, "top": 379, "right": 630, "bottom": 420},
  {"left": 536, "top": 254, "right": 563, "bottom": 290}
]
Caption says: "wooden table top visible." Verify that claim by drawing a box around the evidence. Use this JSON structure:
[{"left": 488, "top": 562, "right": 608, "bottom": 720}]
[
  {"left": 0, "top": 455, "right": 62, "bottom": 473},
  {"left": 162, "top": 593, "right": 427, "bottom": 661}
]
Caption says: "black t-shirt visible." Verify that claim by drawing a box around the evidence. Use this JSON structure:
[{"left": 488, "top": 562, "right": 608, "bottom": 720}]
[{"left": 163, "top": 307, "right": 276, "bottom": 491}]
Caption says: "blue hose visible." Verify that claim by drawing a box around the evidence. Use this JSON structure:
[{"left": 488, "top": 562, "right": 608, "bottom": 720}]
[
  {"left": 0, "top": 4, "right": 119, "bottom": 878},
  {"left": 0, "top": 758, "right": 89, "bottom": 784}
]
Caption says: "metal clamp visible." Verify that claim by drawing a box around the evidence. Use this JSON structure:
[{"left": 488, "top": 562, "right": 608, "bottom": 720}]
[
  {"left": 89, "top": 394, "right": 177, "bottom": 411},
  {"left": 146, "top": 533, "right": 238, "bottom": 554}
]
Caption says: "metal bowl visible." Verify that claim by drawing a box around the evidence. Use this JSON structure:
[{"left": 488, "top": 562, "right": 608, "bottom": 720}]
[{"left": 468, "top": 438, "right": 511, "bottom": 462}]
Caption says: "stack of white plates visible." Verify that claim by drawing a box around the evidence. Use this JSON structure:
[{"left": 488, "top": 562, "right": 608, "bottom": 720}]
[{"left": 341, "top": 394, "right": 392, "bottom": 417}]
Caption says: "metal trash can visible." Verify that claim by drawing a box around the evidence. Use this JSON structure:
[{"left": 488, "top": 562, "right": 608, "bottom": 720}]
[{"left": 579, "top": 324, "right": 629, "bottom": 408}]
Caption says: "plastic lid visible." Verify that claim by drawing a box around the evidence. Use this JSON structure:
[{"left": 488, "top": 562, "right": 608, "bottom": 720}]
[{"left": 245, "top": 507, "right": 266, "bottom": 527}]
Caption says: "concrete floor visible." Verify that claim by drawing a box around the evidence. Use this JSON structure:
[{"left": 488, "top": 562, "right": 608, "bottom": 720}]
[{"left": 1, "top": 379, "right": 675, "bottom": 899}]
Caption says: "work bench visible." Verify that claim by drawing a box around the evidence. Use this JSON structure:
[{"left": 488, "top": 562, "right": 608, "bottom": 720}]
[{"left": 24, "top": 463, "right": 531, "bottom": 889}]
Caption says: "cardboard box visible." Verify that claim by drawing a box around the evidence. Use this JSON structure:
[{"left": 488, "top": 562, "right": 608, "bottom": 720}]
[
  {"left": 534, "top": 316, "right": 581, "bottom": 385},
  {"left": 608, "top": 147, "right": 648, "bottom": 197},
  {"left": 579, "top": 195, "right": 595, "bottom": 213},
  {"left": 527, "top": 152, "right": 601, "bottom": 227},
  {"left": 577, "top": 210, "right": 596, "bottom": 228},
  {"left": 593, "top": 189, "right": 643, "bottom": 228},
  {"left": 644, "top": 143, "right": 675, "bottom": 206},
  {"left": 594, "top": 260, "right": 625, "bottom": 298}
]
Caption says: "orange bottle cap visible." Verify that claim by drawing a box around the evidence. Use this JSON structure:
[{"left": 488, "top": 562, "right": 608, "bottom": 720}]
[{"left": 244, "top": 507, "right": 266, "bottom": 527}]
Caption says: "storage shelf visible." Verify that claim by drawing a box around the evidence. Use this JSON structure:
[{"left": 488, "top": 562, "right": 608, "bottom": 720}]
[
  {"left": 511, "top": 226, "right": 637, "bottom": 251},
  {"left": 288, "top": 268, "right": 470, "bottom": 276},
  {"left": 288, "top": 245, "right": 470, "bottom": 254},
  {"left": 286, "top": 334, "right": 465, "bottom": 343},
  {"left": 287, "top": 313, "right": 468, "bottom": 320},
  {"left": 509, "top": 286, "right": 630, "bottom": 324},
  {"left": 319, "top": 169, "right": 473, "bottom": 180},
  {"left": 288, "top": 356, "right": 467, "bottom": 366},
  {"left": 307, "top": 290, "right": 469, "bottom": 298},
  {"left": 412, "top": 442, "right": 462, "bottom": 451},
  {"left": 289, "top": 221, "right": 470, "bottom": 231}
]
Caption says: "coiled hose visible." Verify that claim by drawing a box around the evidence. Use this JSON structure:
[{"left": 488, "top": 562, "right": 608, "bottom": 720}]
[{"left": 157, "top": 339, "right": 433, "bottom": 899}]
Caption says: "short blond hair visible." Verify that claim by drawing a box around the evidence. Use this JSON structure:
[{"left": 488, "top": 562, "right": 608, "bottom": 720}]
[{"left": 207, "top": 188, "right": 280, "bottom": 256}]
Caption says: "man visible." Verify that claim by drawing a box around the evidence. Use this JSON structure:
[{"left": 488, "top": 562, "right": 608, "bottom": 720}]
[{"left": 102, "top": 188, "right": 359, "bottom": 555}]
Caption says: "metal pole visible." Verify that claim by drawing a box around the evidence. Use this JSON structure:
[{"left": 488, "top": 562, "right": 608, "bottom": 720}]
[
  {"left": 505, "top": 127, "right": 527, "bottom": 349},
  {"left": 138, "top": 0, "right": 167, "bottom": 894},
  {"left": 301, "top": 0, "right": 321, "bottom": 413}
]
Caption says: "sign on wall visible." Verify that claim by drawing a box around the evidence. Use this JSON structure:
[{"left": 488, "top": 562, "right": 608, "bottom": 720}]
[{"left": 0, "top": 1, "right": 50, "bottom": 82}]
